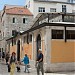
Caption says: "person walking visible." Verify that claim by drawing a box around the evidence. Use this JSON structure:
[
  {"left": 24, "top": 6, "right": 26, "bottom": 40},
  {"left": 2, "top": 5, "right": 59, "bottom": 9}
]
[
  {"left": 5, "top": 51, "right": 10, "bottom": 64},
  {"left": 10, "top": 52, "right": 16, "bottom": 75},
  {"left": 36, "top": 49, "right": 44, "bottom": 75},
  {"left": 22, "top": 54, "right": 30, "bottom": 73},
  {"left": 5, "top": 51, "right": 10, "bottom": 72},
  {"left": 2, "top": 52, "right": 5, "bottom": 61}
]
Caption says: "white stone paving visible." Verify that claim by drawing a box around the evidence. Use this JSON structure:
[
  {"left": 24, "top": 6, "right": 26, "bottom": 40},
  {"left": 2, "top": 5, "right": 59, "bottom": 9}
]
[{"left": 0, "top": 60, "right": 75, "bottom": 75}]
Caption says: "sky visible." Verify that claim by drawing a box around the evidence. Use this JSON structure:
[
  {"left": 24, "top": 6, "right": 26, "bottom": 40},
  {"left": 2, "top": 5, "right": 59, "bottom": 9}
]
[{"left": 0, "top": 0, "right": 26, "bottom": 10}]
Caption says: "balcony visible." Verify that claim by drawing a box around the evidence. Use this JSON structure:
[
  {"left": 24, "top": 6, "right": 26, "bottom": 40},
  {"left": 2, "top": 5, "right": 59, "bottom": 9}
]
[
  {"left": 63, "top": 15, "right": 75, "bottom": 22},
  {"left": 31, "top": 12, "right": 75, "bottom": 28}
]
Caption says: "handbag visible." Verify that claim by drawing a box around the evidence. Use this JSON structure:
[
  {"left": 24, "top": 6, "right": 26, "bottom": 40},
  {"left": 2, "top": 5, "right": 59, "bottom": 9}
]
[
  {"left": 35, "top": 62, "right": 39, "bottom": 68},
  {"left": 27, "top": 64, "right": 30, "bottom": 68}
]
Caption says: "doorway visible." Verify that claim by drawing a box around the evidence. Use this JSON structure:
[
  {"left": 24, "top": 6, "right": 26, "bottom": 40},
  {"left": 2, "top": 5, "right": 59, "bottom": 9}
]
[
  {"left": 36, "top": 34, "right": 41, "bottom": 56},
  {"left": 17, "top": 40, "right": 20, "bottom": 61}
]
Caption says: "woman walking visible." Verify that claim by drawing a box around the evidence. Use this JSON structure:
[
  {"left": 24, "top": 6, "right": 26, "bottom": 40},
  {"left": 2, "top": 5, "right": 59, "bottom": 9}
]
[{"left": 10, "top": 52, "right": 16, "bottom": 75}]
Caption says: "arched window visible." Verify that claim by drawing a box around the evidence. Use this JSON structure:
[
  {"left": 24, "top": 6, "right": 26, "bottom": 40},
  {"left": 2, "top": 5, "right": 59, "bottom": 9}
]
[{"left": 37, "top": 34, "right": 41, "bottom": 50}]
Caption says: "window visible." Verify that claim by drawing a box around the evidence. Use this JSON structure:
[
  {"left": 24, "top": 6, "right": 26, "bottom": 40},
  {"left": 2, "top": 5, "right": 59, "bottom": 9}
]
[
  {"left": 27, "top": 34, "right": 29, "bottom": 44},
  {"left": 52, "top": 30, "right": 63, "bottom": 39},
  {"left": 28, "top": 1, "right": 30, "bottom": 8},
  {"left": 67, "top": 0, "right": 73, "bottom": 3},
  {"left": 23, "top": 36, "right": 27, "bottom": 43},
  {"left": 12, "top": 17, "right": 16, "bottom": 23},
  {"left": 37, "top": 34, "right": 41, "bottom": 49},
  {"left": 12, "top": 39, "right": 13, "bottom": 46},
  {"left": 50, "top": 8, "right": 56, "bottom": 12},
  {"left": 68, "top": 0, "right": 70, "bottom": 2},
  {"left": 3, "top": 32, "right": 4, "bottom": 37},
  {"left": 72, "top": 10, "right": 75, "bottom": 13},
  {"left": 38, "top": 7, "right": 45, "bottom": 12},
  {"left": 71, "top": 0, "right": 73, "bottom": 3},
  {"left": 23, "top": 18, "right": 28, "bottom": 24},
  {"left": 62, "top": 5, "right": 66, "bottom": 13},
  {"left": 66, "top": 30, "right": 75, "bottom": 39},
  {"left": 13, "top": 39, "right": 16, "bottom": 45},
  {"left": 29, "top": 34, "right": 32, "bottom": 42}
]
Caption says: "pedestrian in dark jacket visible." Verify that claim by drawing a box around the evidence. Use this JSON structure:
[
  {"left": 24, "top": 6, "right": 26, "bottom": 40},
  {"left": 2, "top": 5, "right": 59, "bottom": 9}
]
[
  {"left": 6, "top": 52, "right": 10, "bottom": 64},
  {"left": 22, "top": 54, "right": 30, "bottom": 73},
  {"left": 5, "top": 52, "right": 10, "bottom": 72}
]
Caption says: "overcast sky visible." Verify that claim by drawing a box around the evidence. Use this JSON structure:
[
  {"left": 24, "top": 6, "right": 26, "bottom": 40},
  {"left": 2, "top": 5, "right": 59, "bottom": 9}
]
[{"left": 0, "top": 0, "right": 26, "bottom": 10}]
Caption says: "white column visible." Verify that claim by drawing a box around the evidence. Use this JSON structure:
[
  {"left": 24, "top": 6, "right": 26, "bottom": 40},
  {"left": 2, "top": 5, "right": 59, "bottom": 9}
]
[
  {"left": 32, "top": 33, "right": 34, "bottom": 60},
  {"left": 45, "top": 26, "right": 51, "bottom": 72}
]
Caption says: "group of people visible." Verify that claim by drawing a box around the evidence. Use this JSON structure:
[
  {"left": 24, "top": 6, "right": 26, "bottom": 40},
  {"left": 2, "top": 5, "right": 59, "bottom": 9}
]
[
  {"left": 5, "top": 52, "right": 30, "bottom": 75},
  {"left": 5, "top": 49, "right": 44, "bottom": 75}
]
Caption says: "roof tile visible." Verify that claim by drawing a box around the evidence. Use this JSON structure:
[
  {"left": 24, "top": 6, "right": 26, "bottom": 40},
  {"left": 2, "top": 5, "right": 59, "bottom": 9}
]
[{"left": 5, "top": 7, "right": 33, "bottom": 16}]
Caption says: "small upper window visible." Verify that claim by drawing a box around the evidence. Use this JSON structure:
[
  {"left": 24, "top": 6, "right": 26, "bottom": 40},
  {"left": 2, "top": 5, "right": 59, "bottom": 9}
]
[
  {"left": 50, "top": 8, "right": 56, "bottom": 12},
  {"left": 38, "top": 7, "right": 45, "bottom": 12},
  {"left": 23, "top": 18, "right": 28, "bottom": 24},
  {"left": 62, "top": 5, "right": 66, "bottom": 13},
  {"left": 12, "top": 17, "right": 16, "bottom": 23}
]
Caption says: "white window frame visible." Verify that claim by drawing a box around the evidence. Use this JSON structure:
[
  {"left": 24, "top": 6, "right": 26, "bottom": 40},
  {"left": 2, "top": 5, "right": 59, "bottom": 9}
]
[
  {"left": 50, "top": 8, "right": 56, "bottom": 12},
  {"left": 38, "top": 7, "right": 45, "bottom": 12},
  {"left": 12, "top": 17, "right": 16, "bottom": 23},
  {"left": 23, "top": 18, "right": 28, "bottom": 24}
]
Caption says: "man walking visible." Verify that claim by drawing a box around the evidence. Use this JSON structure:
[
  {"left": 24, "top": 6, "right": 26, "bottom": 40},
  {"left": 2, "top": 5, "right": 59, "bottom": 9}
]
[{"left": 36, "top": 49, "right": 44, "bottom": 75}]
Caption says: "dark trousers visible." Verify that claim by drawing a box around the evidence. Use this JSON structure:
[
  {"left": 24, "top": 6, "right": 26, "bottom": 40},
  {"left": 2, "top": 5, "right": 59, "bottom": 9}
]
[
  {"left": 6, "top": 59, "right": 8, "bottom": 64},
  {"left": 16, "top": 66, "right": 20, "bottom": 72},
  {"left": 37, "top": 62, "right": 44, "bottom": 75},
  {"left": 8, "top": 64, "right": 11, "bottom": 72}
]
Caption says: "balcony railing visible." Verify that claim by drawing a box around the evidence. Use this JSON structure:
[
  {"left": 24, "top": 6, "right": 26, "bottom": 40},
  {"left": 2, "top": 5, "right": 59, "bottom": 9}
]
[{"left": 63, "top": 15, "right": 75, "bottom": 22}]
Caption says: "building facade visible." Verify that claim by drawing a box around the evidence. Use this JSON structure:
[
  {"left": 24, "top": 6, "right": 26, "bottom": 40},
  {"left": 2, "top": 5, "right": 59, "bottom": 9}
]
[
  {"left": 6, "top": 12, "right": 75, "bottom": 72},
  {"left": 25, "top": 0, "right": 75, "bottom": 17},
  {"left": 0, "top": 5, "right": 33, "bottom": 52}
]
